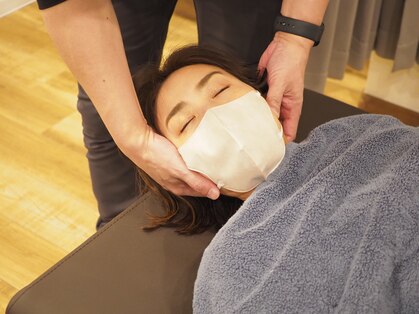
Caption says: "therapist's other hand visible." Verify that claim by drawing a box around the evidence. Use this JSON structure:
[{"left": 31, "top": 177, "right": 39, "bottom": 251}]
[
  {"left": 258, "top": 32, "right": 312, "bottom": 142},
  {"left": 129, "top": 127, "right": 220, "bottom": 200}
]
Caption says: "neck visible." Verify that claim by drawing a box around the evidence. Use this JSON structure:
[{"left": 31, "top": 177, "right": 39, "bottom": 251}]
[
  {"left": 238, "top": 190, "right": 253, "bottom": 201},
  {"left": 221, "top": 188, "right": 255, "bottom": 201}
]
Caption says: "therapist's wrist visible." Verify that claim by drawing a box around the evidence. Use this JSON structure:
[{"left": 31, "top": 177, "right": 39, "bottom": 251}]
[
  {"left": 124, "top": 126, "right": 150, "bottom": 153},
  {"left": 273, "top": 31, "right": 313, "bottom": 53},
  {"left": 112, "top": 119, "right": 151, "bottom": 161}
]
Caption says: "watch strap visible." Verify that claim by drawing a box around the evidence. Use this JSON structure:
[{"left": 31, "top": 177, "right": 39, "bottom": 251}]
[{"left": 274, "top": 14, "right": 324, "bottom": 46}]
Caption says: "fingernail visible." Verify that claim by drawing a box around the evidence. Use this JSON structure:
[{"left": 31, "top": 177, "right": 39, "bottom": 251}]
[{"left": 207, "top": 188, "right": 220, "bottom": 200}]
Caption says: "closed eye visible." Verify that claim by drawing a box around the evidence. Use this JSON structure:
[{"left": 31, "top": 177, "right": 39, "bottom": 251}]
[
  {"left": 213, "top": 85, "right": 230, "bottom": 98},
  {"left": 180, "top": 116, "right": 195, "bottom": 133}
]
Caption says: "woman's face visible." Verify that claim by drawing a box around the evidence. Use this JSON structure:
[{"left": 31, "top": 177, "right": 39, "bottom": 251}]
[
  {"left": 155, "top": 64, "right": 255, "bottom": 147},
  {"left": 155, "top": 64, "right": 282, "bottom": 200}
]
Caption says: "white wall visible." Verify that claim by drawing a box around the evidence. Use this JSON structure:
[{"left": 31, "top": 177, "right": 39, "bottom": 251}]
[
  {"left": 365, "top": 52, "right": 419, "bottom": 113},
  {"left": 0, "top": 0, "right": 34, "bottom": 18}
]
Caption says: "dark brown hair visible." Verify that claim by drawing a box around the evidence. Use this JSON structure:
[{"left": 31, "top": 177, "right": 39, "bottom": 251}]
[{"left": 133, "top": 45, "right": 266, "bottom": 234}]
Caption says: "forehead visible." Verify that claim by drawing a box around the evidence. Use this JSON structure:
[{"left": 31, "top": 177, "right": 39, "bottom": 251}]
[{"left": 157, "top": 64, "right": 224, "bottom": 105}]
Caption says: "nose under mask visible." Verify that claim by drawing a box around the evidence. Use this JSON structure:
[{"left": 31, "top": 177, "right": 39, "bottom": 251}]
[{"left": 178, "top": 90, "right": 286, "bottom": 193}]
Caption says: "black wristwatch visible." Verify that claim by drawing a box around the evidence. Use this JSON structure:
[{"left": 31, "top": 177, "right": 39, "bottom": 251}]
[{"left": 274, "top": 13, "right": 324, "bottom": 46}]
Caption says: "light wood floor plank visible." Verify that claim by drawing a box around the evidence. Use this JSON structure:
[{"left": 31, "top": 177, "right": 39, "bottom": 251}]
[
  {"left": 0, "top": 279, "right": 17, "bottom": 314},
  {"left": 0, "top": 221, "right": 67, "bottom": 292}
]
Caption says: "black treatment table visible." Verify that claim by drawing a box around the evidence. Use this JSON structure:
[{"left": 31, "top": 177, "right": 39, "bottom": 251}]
[{"left": 7, "top": 90, "right": 364, "bottom": 314}]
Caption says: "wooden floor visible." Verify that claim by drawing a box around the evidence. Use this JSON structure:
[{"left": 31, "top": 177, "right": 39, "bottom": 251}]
[{"left": 0, "top": 3, "right": 412, "bottom": 311}]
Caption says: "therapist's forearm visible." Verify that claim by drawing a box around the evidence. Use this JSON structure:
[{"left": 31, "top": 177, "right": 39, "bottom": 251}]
[
  {"left": 41, "top": 0, "right": 148, "bottom": 152},
  {"left": 281, "top": 0, "right": 328, "bottom": 25}
]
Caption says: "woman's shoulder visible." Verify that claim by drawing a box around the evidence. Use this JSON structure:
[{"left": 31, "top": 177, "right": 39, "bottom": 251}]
[
  {"left": 308, "top": 113, "right": 414, "bottom": 139},
  {"left": 297, "top": 114, "right": 418, "bottom": 156}
]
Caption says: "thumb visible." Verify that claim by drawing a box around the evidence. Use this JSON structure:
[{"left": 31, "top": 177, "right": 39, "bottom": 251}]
[
  {"left": 265, "top": 83, "right": 283, "bottom": 118},
  {"left": 183, "top": 171, "right": 220, "bottom": 200}
]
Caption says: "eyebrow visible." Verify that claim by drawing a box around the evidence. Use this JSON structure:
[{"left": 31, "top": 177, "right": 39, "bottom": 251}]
[
  {"left": 196, "top": 70, "right": 221, "bottom": 90},
  {"left": 165, "top": 71, "right": 222, "bottom": 127},
  {"left": 165, "top": 101, "right": 187, "bottom": 128}
]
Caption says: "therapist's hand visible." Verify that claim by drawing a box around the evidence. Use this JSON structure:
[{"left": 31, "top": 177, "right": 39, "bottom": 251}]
[
  {"left": 258, "top": 32, "right": 312, "bottom": 142},
  {"left": 127, "top": 126, "right": 220, "bottom": 200}
]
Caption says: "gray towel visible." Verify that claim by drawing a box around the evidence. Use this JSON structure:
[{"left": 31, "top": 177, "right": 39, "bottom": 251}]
[{"left": 193, "top": 114, "right": 419, "bottom": 313}]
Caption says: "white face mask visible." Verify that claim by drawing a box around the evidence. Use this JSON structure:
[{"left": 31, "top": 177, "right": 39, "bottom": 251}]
[{"left": 178, "top": 90, "right": 286, "bottom": 193}]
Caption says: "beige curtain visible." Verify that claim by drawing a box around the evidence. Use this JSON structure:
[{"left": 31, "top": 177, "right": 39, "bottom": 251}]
[{"left": 305, "top": 0, "right": 419, "bottom": 93}]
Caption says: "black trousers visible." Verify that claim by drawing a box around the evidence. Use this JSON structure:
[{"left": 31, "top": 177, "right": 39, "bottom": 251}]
[{"left": 76, "top": 0, "right": 282, "bottom": 229}]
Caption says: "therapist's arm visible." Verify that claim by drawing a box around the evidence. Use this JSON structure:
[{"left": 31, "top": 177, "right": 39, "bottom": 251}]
[
  {"left": 41, "top": 0, "right": 220, "bottom": 199},
  {"left": 258, "top": 0, "right": 329, "bottom": 142}
]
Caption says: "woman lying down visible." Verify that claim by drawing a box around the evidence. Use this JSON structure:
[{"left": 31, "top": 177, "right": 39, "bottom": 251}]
[{"left": 133, "top": 46, "right": 419, "bottom": 313}]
